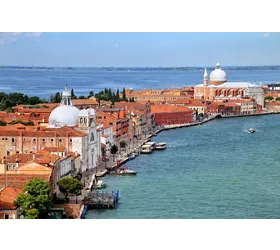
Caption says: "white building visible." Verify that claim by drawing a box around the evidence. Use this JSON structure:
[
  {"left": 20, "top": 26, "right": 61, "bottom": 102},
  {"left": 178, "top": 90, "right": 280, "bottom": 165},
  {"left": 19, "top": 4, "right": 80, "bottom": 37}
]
[{"left": 48, "top": 85, "right": 101, "bottom": 172}]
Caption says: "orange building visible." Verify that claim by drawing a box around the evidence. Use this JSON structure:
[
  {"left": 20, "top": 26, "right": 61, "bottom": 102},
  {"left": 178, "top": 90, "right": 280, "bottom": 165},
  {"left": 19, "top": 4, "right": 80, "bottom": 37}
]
[
  {"left": 151, "top": 104, "right": 193, "bottom": 125},
  {"left": 125, "top": 87, "right": 194, "bottom": 103}
]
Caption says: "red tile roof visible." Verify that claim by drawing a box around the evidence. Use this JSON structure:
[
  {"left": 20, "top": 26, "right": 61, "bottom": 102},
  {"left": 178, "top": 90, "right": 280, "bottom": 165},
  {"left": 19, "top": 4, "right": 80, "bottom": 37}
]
[{"left": 0, "top": 186, "right": 23, "bottom": 210}]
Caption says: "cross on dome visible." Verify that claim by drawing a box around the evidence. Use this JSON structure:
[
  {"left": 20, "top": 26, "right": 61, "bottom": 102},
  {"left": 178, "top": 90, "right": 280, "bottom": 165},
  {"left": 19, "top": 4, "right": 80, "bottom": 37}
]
[{"left": 216, "top": 62, "right": 221, "bottom": 69}]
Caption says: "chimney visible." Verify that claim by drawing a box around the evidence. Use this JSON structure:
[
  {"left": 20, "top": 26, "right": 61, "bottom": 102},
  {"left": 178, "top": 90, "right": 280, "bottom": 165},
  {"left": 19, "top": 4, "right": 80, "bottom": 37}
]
[{"left": 32, "top": 154, "right": 35, "bottom": 161}]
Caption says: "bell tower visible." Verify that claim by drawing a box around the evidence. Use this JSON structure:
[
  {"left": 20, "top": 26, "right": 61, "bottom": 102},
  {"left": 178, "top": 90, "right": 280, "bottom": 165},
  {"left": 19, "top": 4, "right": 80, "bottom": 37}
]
[{"left": 203, "top": 68, "right": 208, "bottom": 100}]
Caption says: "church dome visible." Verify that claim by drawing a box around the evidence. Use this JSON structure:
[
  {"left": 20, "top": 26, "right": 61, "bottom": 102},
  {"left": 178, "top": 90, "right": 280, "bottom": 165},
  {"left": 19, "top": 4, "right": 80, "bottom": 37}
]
[
  {"left": 210, "top": 62, "right": 227, "bottom": 82},
  {"left": 48, "top": 84, "right": 79, "bottom": 128},
  {"left": 48, "top": 106, "right": 79, "bottom": 127}
]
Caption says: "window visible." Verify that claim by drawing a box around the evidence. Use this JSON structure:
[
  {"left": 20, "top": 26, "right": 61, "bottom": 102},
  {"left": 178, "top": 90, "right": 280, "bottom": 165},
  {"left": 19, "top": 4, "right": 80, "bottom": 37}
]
[
  {"left": 42, "top": 138, "right": 46, "bottom": 142},
  {"left": 4, "top": 214, "right": 9, "bottom": 219},
  {"left": 69, "top": 139, "right": 72, "bottom": 143},
  {"left": 23, "top": 138, "right": 26, "bottom": 142},
  {"left": 12, "top": 138, "right": 15, "bottom": 143},
  {"left": 59, "top": 139, "right": 62, "bottom": 142},
  {"left": 109, "top": 122, "right": 113, "bottom": 125},
  {"left": 33, "top": 138, "right": 36, "bottom": 142},
  {"left": 51, "top": 138, "right": 54, "bottom": 142}
]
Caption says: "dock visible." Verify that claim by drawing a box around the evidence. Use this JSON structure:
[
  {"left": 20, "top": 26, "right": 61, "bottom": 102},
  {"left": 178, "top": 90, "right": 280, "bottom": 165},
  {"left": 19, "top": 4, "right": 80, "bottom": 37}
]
[{"left": 85, "top": 191, "right": 120, "bottom": 209}]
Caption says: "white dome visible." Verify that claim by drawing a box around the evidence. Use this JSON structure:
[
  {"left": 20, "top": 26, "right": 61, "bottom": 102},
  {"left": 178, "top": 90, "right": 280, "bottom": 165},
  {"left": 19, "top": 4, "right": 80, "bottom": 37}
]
[
  {"left": 210, "top": 63, "right": 227, "bottom": 82},
  {"left": 78, "top": 109, "right": 89, "bottom": 117},
  {"left": 48, "top": 105, "right": 79, "bottom": 128}
]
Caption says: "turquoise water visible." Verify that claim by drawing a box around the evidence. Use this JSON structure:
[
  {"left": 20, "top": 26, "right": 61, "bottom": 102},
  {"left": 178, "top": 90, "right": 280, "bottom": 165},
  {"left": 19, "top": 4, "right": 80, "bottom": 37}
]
[{"left": 86, "top": 115, "right": 280, "bottom": 219}]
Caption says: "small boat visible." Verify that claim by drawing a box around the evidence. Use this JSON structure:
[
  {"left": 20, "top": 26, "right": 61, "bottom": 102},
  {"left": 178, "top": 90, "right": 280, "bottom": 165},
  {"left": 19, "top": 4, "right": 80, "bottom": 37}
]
[
  {"left": 110, "top": 166, "right": 137, "bottom": 176},
  {"left": 128, "top": 153, "right": 136, "bottom": 160},
  {"left": 95, "top": 180, "right": 107, "bottom": 189},
  {"left": 155, "top": 142, "right": 167, "bottom": 150},
  {"left": 248, "top": 128, "right": 255, "bottom": 133}
]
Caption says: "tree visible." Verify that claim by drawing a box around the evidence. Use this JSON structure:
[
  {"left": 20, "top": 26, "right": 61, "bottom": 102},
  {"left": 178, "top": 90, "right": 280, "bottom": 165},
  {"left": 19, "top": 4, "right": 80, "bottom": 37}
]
[
  {"left": 120, "top": 140, "right": 127, "bottom": 152},
  {"left": 131, "top": 97, "right": 135, "bottom": 102},
  {"left": 116, "top": 88, "right": 120, "bottom": 102},
  {"left": 88, "top": 91, "right": 94, "bottom": 98},
  {"left": 57, "top": 177, "right": 83, "bottom": 201},
  {"left": 122, "top": 88, "right": 128, "bottom": 101},
  {"left": 276, "top": 97, "right": 280, "bottom": 101},
  {"left": 0, "top": 120, "right": 6, "bottom": 126},
  {"left": 110, "top": 144, "right": 118, "bottom": 162},
  {"left": 54, "top": 92, "right": 61, "bottom": 103},
  {"left": 15, "top": 178, "right": 52, "bottom": 219},
  {"left": 71, "top": 89, "right": 77, "bottom": 99},
  {"left": 78, "top": 95, "right": 86, "bottom": 99},
  {"left": 265, "top": 96, "right": 274, "bottom": 101},
  {"left": 25, "top": 208, "right": 40, "bottom": 219}
]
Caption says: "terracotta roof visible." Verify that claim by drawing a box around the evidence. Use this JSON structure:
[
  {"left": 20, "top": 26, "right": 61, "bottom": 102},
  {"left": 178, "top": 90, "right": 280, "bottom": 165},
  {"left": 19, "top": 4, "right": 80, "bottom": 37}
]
[
  {"left": 265, "top": 101, "right": 280, "bottom": 105},
  {"left": 0, "top": 186, "right": 23, "bottom": 210},
  {"left": 151, "top": 104, "right": 193, "bottom": 113},
  {"left": 0, "top": 126, "right": 87, "bottom": 137},
  {"left": 67, "top": 151, "right": 80, "bottom": 160},
  {"left": 72, "top": 99, "right": 98, "bottom": 105}
]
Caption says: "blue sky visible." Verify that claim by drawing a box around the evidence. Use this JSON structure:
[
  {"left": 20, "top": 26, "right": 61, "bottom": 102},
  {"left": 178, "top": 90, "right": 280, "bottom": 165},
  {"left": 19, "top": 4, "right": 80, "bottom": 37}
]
[{"left": 0, "top": 32, "right": 279, "bottom": 67}]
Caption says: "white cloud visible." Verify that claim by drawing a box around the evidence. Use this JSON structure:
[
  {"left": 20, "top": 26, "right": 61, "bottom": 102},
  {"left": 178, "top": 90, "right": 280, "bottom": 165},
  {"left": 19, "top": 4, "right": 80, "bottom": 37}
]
[
  {"left": 0, "top": 32, "right": 43, "bottom": 44},
  {"left": 113, "top": 43, "right": 119, "bottom": 48},
  {"left": 263, "top": 33, "right": 269, "bottom": 38}
]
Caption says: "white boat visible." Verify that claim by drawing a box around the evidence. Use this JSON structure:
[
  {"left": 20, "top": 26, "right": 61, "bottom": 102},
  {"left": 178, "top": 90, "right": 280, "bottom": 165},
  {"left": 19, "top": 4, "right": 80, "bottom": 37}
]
[
  {"left": 95, "top": 180, "right": 107, "bottom": 189},
  {"left": 141, "top": 144, "right": 153, "bottom": 154},
  {"left": 129, "top": 153, "right": 136, "bottom": 160},
  {"left": 155, "top": 142, "right": 167, "bottom": 150},
  {"left": 248, "top": 128, "right": 255, "bottom": 133},
  {"left": 144, "top": 141, "right": 156, "bottom": 150}
]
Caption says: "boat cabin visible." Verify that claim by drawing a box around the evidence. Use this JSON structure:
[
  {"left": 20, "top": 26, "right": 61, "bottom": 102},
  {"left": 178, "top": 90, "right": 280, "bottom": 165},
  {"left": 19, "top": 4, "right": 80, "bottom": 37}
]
[
  {"left": 144, "top": 141, "right": 156, "bottom": 150},
  {"left": 141, "top": 144, "right": 153, "bottom": 153}
]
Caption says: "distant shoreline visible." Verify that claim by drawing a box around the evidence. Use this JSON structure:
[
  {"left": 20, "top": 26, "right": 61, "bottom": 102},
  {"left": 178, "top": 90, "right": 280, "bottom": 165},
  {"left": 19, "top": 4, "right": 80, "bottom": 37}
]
[{"left": 1, "top": 65, "right": 280, "bottom": 72}]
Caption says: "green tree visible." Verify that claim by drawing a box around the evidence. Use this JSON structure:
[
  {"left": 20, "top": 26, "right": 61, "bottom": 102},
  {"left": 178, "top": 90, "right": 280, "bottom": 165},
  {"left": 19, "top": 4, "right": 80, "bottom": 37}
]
[
  {"left": 276, "top": 97, "right": 280, "bottom": 101},
  {"left": 25, "top": 208, "right": 40, "bottom": 219},
  {"left": 131, "top": 97, "right": 135, "bottom": 102},
  {"left": 57, "top": 177, "right": 83, "bottom": 201},
  {"left": 265, "top": 96, "right": 274, "bottom": 101},
  {"left": 15, "top": 178, "right": 52, "bottom": 219},
  {"left": 0, "top": 120, "right": 6, "bottom": 126},
  {"left": 120, "top": 140, "right": 127, "bottom": 152},
  {"left": 71, "top": 89, "right": 77, "bottom": 99},
  {"left": 78, "top": 95, "right": 86, "bottom": 99},
  {"left": 110, "top": 144, "right": 118, "bottom": 162},
  {"left": 122, "top": 88, "right": 128, "bottom": 101},
  {"left": 116, "top": 88, "right": 120, "bottom": 102},
  {"left": 54, "top": 92, "right": 61, "bottom": 103},
  {"left": 88, "top": 91, "right": 94, "bottom": 98}
]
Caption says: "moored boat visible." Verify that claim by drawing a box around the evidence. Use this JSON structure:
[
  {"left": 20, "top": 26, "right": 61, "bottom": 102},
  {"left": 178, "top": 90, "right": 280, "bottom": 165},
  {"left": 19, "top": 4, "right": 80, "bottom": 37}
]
[
  {"left": 141, "top": 144, "right": 153, "bottom": 154},
  {"left": 95, "top": 180, "right": 107, "bottom": 189},
  {"left": 155, "top": 142, "right": 167, "bottom": 150},
  {"left": 110, "top": 166, "right": 137, "bottom": 176},
  {"left": 128, "top": 153, "right": 136, "bottom": 160}
]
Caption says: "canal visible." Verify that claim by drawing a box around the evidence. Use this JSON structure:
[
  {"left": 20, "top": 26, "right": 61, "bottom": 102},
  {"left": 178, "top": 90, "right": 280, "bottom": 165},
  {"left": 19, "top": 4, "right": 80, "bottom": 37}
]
[{"left": 86, "top": 114, "right": 280, "bottom": 219}]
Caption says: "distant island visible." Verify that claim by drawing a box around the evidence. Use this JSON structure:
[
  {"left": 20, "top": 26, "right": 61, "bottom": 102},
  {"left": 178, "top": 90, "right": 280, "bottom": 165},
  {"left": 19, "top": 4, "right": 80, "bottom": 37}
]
[{"left": 1, "top": 65, "right": 280, "bottom": 71}]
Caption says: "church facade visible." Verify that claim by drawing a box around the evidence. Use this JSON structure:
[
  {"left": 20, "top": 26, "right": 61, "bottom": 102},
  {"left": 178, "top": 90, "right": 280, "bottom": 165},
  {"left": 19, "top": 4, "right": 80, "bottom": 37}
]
[{"left": 194, "top": 63, "right": 264, "bottom": 107}]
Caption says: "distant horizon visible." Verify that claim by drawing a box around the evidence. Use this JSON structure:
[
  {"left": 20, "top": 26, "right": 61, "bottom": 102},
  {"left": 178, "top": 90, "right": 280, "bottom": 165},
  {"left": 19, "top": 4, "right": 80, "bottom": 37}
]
[{"left": 1, "top": 64, "right": 280, "bottom": 69}]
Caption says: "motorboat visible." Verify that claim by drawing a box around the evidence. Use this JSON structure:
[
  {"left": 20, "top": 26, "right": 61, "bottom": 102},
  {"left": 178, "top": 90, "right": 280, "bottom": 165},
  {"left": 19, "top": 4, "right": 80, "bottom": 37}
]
[
  {"left": 110, "top": 166, "right": 137, "bottom": 176},
  {"left": 248, "top": 128, "right": 255, "bottom": 133},
  {"left": 155, "top": 142, "right": 167, "bottom": 150},
  {"left": 95, "top": 180, "right": 107, "bottom": 189},
  {"left": 141, "top": 144, "right": 153, "bottom": 154},
  {"left": 128, "top": 153, "right": 136, "bottom": 160}
]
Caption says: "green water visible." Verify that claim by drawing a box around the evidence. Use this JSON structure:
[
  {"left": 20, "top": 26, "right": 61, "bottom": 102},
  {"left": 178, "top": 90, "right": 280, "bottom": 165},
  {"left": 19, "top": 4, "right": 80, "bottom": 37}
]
[{"left": 86, "top": 115, "right": 280, "bottom": 219}]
